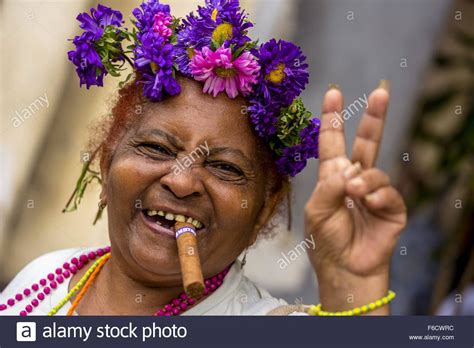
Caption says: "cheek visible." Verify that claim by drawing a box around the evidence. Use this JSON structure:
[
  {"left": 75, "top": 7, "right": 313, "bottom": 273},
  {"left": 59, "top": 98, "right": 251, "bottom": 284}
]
[
  {"left": 201, "top": 179, "right": 265, "bottom": 258},
  {"left": 106, "top": 156, "right": 149, "bottom": 253},
  {"left": 218, "top": 188, "right": 260, "bottom": 225},
  {"left": 108, "top": 155, "right": 150, "bottom": 209},
  {"left": 106, "top": 154, "right": 183, "bottom": 277}
]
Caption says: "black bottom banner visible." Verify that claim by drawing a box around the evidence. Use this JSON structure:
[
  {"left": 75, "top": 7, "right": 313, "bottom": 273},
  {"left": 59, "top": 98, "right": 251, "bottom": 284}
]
[{"left": 0, "top": 316, "right": 472, "bottom": 347}]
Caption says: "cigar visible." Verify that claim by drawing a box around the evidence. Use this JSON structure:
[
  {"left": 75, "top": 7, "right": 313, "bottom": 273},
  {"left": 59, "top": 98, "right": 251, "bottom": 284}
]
[{"left": 174, "top": 221, "right": 204, "bottom": 299}]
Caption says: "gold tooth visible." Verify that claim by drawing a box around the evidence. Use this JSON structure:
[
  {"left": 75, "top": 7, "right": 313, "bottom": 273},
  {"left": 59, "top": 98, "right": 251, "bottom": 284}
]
[
  {"left": 155, "top": 210, "right": 202, "bottom": 227},
  {"left": 175, "top": 214, "right": 186, "bottom": 222}
]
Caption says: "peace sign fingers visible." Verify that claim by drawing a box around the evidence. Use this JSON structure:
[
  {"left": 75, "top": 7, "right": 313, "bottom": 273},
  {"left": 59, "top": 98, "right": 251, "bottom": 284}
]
[{"left": 351, "top": 81, "right": 390, "bottom": 169}]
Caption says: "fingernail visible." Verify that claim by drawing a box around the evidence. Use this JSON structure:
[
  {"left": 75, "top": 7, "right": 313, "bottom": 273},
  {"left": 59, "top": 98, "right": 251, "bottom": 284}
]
[
  {"left": 365, "top": 192, "right": 379, "bottom": 203},
  {"left": 349, "top": 177, "right": 364, "bottom": 188},
  {"left": 343, "top": 162, "right": 362, "bottom": 179},
  {"left": 378, "top": 79, "right": 390, "bottom": 93},
  {"left": 328, "top": 83, "right": 340, "bottom": 91}
]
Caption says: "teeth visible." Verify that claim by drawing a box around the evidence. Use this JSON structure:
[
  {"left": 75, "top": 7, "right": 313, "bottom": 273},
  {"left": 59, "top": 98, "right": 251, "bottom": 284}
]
[
  {"left": 146, "top": 209, "right": 203, "bottom": 229},
  {"left": 156, "top": 221, "right": 161, "bottom": 226},
  {"left": 175, "top": 214, "right": 186, "bottom": 222}
]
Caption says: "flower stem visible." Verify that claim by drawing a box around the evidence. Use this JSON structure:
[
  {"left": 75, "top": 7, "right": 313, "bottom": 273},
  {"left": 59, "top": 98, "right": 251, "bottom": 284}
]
[
  {"left": 122, "top": 54, "right": 134, "bottom": 68},
  {"left": 62, "top": 146, "right": 100, "bottom": 213}
]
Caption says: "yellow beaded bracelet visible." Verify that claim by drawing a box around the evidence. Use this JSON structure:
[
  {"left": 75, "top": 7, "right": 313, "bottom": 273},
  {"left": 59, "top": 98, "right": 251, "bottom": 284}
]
[{"left": 308, "top": 290, "right": 396, "bottom": 316}]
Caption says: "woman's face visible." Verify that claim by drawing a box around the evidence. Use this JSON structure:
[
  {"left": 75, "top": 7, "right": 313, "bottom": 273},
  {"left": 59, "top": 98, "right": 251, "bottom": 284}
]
[{"left": 102, "top": 78, "right": 279, "bottom": 285}]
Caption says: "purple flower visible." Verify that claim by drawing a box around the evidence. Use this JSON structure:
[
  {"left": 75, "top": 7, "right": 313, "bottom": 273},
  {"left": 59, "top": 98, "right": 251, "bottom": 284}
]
[
  {"left": 134, "top": 32, "right": 180, "bottom": 101},
  {"left": 132, "top": 0, "right": 171, "bottom": 41},
  {"left": 174, "top": 20, "right": 195, "bottom": 76},
  {"left": 175, "top": 0, "right": 252, "bottom": 76},
  {"left": 196, "top": 0, "right": 250, "bottom": 47},
  {"left": 68, "top": 5, "right": 124, "bottom": 89},
  {"left": 76, "top": 4, "right": 123, "bottom": 39},
  {"left": 68, "top": 32, "right": 106, "bottom": 89},
  {"left": 248, "top": 100, "right": 279, "bottom": 138},
  {"left": 252, "top": 39, "right": 309, "bottom": 107},
  {"left": 276, "top": 147, "right": 307, "bottom": 177},
  {"left": 132, "top": 1, "right": 179, "bottom": 101},
  {"left": 298, "top": 118, "right": 321, "bottom": 159},
  {"left": 275, "top": 118, "right": 320, "bottom": 177},
  {"left": 201, "top": 0, "right": 240, "bottom": 19}
]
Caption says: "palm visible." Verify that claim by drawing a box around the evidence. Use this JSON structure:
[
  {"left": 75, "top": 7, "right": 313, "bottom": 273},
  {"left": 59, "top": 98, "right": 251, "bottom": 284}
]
[{"left": 305, "top": 84, "right": 406, "bottom": 277}]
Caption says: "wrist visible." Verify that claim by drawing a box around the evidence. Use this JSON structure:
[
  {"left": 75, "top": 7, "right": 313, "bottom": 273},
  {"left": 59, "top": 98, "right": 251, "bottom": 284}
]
[{"left": 315, "top": 264, "right": 390, "bottom": 315}]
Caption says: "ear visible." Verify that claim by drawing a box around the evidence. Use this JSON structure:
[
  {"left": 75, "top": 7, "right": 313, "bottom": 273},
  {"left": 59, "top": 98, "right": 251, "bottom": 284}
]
[{"left": 249, "top": 186, "right": 287, "bottom": 246}]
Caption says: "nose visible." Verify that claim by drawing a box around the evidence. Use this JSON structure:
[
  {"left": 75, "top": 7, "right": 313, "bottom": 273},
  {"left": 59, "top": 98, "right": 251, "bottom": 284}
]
[{"left": 160, "top": 167, "right": 204, "bottom": 199}]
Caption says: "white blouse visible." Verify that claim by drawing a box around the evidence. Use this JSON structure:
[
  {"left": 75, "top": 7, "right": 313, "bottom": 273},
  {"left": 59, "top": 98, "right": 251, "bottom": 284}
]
[{"left": 0, "top": 247, "right": 306, "bottom": 316}]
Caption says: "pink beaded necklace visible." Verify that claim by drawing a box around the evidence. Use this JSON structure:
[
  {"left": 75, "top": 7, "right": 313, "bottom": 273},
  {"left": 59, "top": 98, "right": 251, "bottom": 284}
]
[{"left": 0, "top": 246, "right": 231, "bottom": 316}]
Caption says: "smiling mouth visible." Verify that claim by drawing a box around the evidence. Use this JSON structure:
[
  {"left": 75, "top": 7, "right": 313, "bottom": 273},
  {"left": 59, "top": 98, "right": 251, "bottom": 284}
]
[{"left": 142, "top": 209, "right": 205, "bottom": 232}]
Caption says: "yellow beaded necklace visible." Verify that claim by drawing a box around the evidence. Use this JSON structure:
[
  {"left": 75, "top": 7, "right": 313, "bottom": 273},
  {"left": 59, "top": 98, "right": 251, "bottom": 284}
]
[{"left": 48, "top": 253, "right": 110, "bottom": 316}]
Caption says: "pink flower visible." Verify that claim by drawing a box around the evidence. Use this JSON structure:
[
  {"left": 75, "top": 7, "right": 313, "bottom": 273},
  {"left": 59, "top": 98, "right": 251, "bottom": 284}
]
[
  {"left": 190, "top": 46, "right": 260, "bottom": 99},
  {"left": 153, "top": 11, "right": 173, "bottom": 39}
]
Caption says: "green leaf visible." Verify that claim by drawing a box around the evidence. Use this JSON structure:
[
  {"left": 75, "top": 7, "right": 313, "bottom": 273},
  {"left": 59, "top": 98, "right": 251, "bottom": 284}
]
[
  {"left": 232, "top": 45, "right": 246, "bottom": 59},
  {"left": 272, "top": 98, "right": 314, "bottom": 149},
  {"left": 211, "top": 39, "right": 221, "bottom": 51}
]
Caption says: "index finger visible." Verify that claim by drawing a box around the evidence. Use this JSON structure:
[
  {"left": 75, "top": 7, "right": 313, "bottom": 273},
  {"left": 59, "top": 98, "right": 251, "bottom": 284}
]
[
  {"left": 318, "top": 86, "right": 346, "bottom": 164},
  {"left": 351, "top": 80, "right": 390, "bottom": 168}
]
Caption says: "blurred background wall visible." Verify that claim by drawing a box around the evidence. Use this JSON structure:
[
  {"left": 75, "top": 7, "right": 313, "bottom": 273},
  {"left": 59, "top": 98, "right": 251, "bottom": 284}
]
[{"left": 1, "top": 0, "right": 472, "bottom": 315}]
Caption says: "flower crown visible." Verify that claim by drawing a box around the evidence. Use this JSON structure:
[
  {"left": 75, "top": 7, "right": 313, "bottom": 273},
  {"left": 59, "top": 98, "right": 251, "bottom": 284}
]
[{"left": 68, "top": 0, "right": 320, "bottom": 177}]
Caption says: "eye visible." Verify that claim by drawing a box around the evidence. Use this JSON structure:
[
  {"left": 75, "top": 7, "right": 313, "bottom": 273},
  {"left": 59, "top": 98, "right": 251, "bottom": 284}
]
[
  {"left": 138, "top": 143, "right": 174, "bottom": 158},
  {"left": 208, "top": 161, "right": 244, "bottom": 176}
]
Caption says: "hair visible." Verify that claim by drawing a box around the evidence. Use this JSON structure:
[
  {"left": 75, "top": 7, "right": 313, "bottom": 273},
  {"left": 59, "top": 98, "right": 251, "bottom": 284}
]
[{"left": 88, "top": 74, "right": 290, "bottom": 237}]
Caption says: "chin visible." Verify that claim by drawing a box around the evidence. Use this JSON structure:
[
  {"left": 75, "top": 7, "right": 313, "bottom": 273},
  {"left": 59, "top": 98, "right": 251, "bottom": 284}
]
[{"left": 113, "top": 218, "right": 184, "bottom": 281}]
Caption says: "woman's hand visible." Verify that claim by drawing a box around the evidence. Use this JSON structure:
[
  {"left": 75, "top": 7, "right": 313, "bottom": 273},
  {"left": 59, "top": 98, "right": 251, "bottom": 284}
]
[{"left": 304, "top": 81, "right": 407, "bottom": 314}]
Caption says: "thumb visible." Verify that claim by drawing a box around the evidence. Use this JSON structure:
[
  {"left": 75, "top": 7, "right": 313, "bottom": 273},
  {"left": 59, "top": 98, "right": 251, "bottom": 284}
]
[{"left": 307, "top": 161, "right": 361, "bottom": 214}]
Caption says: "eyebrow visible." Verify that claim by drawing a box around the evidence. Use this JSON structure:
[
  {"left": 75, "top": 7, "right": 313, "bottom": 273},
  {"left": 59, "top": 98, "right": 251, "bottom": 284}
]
[
  {"left": 208, "top": 146, "right": 254, "bottom": 169},
  {"left": 136, "top": 129, "right": 182, "bottom": 148}
]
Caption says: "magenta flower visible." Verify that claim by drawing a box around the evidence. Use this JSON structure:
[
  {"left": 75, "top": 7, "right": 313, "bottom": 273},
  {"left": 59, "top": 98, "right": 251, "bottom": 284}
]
[
  {"left": 153, "top": 11, "right": 173, "bottom": 39},
  {"left": 190, "top": 46, "right": 260, "bottom": 99}
]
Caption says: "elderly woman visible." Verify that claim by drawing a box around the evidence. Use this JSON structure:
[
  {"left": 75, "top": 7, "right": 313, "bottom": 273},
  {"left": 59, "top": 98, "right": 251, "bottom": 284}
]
[{"left": 0, "top": 0, "right": 406, "bottom": 316}]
